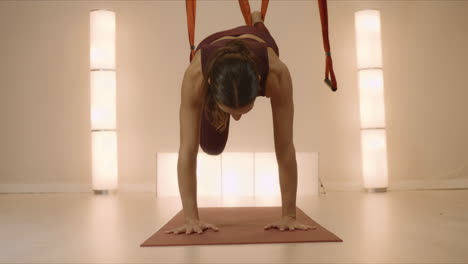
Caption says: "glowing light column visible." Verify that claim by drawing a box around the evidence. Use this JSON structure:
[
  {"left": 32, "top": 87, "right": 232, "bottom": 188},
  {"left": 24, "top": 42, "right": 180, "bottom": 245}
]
[
  {"left": 90, "top": 9, "right": 118, "bottom": 194},
  {"left": 355, "top": 10, "right": 388, "bottom": 192}
]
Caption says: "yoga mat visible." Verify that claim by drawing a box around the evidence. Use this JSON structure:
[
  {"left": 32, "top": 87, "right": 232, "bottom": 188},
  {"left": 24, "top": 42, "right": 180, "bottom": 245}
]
[{"left": 141, "top": 206, "right": 343, "bottom": 247}]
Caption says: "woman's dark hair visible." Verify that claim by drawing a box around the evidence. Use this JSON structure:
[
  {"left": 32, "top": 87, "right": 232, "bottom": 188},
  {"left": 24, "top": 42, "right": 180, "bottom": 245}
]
[{"left": 202, "top": 39, "right": 261, "bottom": 133}]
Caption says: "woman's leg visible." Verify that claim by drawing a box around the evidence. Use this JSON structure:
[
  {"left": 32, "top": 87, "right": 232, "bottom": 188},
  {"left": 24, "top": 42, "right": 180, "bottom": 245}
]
[
  {"left": 199, "top": 104, "right": 230, "bottom": 156},
  {"left": 253, "top": 19, "right": 280, "bottom": 56}
]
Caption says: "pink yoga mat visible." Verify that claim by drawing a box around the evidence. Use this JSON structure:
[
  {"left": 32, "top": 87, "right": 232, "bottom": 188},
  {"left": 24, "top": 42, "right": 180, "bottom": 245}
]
[{"left": 141, "top": 206, "right": 343, "bottom": 247}]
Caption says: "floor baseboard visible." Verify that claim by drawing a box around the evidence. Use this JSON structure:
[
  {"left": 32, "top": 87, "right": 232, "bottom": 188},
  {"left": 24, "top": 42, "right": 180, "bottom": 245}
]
[
  {"left": 1, "top": 179, "right": 467, "bottom": 194},
  {"left": 0, "top": 184, "right": 155, "bottom": 193}
]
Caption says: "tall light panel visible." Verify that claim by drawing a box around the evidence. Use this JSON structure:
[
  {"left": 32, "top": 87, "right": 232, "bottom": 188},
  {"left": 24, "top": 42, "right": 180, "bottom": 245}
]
[
  {"left": 355, "top": 10, "right": 388, "bottom": 192},
  {"left": 90, "top": 9, "right": 118, "bottom": 193}
]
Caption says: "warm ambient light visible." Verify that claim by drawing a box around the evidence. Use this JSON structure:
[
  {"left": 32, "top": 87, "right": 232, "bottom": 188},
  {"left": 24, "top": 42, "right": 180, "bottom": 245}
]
[
  {"left": 355, "top": 9, "right": 388, "bottom": 192},
  {"left": 90, "top": 9, "right": 118, "bottom": 193},
  {"left": 221, "top": 152, "right": 254, "bottom": 197},
  {"left": 156, "top": 152, "right": 320, "bottom": 199},
  {"left": 90, "top": 10, "right": 115, "bottom": 69},
  {"left": 91, "top": 131, "right": 118, "bottom": 190}
]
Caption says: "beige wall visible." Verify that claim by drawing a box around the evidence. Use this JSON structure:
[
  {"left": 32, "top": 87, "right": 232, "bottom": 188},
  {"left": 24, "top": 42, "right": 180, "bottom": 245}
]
[{"left": 1, "top": 1, "right": 467, "bottom": 192}]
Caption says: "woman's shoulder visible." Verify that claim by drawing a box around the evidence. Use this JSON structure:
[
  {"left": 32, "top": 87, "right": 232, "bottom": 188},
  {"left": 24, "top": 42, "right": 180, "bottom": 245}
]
[
  {"left": 188, "top": 47, "right": 202, "bottom": 72},
  {"left": 187, "top": 44, "right": 282, "bottom": 99},
  {"left": 185, "top": 51, "right": 205, "bottom": 101},
  {"left": 267, "top": 46, "right": 282, "bottom": 73},
  {"left": 264, "top": 47, "right": 284, "bottom": 98}
]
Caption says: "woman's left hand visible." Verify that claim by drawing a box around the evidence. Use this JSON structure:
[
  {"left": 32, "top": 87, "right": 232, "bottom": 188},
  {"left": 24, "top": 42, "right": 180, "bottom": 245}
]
[{"left": 264, "top": 216, "right": 318, "bottom": 231}]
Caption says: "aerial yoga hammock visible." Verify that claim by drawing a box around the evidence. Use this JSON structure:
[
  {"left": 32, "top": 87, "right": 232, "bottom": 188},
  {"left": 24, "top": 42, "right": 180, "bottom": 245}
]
[{"left": 185, "top": 0, "right": 338, "bottom": 92}]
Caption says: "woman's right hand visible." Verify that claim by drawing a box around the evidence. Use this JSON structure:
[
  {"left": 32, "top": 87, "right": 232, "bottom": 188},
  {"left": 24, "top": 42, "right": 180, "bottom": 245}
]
[{"left": 164, "top": 219, "right": 220, "bottom": 235}]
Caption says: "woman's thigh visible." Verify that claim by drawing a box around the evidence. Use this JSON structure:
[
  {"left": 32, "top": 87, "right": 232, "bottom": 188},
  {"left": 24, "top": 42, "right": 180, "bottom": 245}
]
[{"left": 199, "top": 109, "right": 230, "bottom": 156}]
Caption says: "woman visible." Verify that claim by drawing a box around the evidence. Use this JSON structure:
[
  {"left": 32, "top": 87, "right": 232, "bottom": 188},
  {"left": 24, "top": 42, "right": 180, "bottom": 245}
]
[{"left": 167, "top": 11, "right": 317, "bottom": 235}]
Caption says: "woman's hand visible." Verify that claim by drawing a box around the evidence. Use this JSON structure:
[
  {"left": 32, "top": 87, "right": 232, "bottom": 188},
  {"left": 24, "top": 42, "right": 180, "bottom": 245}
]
[
  {"left": 164, "top": 219, "right": 219, "bottom": 235},
  {"left": 264, "top": 216, "right": 317, "bottom": 231}
]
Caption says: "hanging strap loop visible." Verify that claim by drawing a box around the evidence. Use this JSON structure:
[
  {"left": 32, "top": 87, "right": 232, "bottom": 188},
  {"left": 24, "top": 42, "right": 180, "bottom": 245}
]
[
  {"left": 317, "top": 0, "right": 338, "bottom": 91},
  {"left": 186, "top": 0, "right": 269, "bottom": 62},
  {"left": 186, "top": 0, "right": 196, "bottom": 62}
]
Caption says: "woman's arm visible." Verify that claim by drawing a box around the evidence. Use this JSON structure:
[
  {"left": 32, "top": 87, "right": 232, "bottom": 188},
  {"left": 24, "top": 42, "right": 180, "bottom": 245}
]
[
  {"left": 178, "top": 68, "right": 204, "bottom": 221},
  {"left": 270, "top": 63, "right": 297, "bottom": 218}
]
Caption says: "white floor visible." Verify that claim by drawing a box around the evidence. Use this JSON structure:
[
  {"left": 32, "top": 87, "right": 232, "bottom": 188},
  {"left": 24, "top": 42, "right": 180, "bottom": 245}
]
[{"left": 1, "top": 190, "right": 467, "bottom": 263}]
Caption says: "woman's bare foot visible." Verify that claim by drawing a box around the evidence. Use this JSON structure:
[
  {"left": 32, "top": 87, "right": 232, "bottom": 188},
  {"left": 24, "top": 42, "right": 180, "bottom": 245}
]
[{"left": 251, "top": 11, "right": 263, "bottom": 24}]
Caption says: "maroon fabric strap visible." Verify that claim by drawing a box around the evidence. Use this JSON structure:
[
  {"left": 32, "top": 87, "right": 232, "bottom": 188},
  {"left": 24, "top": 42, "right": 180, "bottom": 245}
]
[
  {"left": 186, "top": 0, "right": 196, "bottom": 62},
  {"left": 317, "top": 0, "right": 338, "bottom": 91}
]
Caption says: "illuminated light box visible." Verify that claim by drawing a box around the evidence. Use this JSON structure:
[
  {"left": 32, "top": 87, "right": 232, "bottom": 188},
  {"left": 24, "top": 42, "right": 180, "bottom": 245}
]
[
  {"left": 197, "top": 153, "right": 222, "bottom": 197},
  {"left": 355, "top": 9, "right": 388, "bottom": 191},
  {"left": 90, "top": 71, "right": 116, "bottom": 129},
  {"left": 254, "top": 152, "right": 280, "bottom": 197},
  {"left": 221, "top": 152, "right": 254, "bottom": 197},
  {"left": 90, "top": 9, "right": 117, "bottom": 193},
  {"left": 156, "top": 152, "right": 319, "bottom": 199},
  {"left": 358, "top": 69, "right": 385, "bottom": 129},
  {"left": 361, "top": 129, "right": 388, "bottom": 189},
  {"left": 296, "top": 152, "right": 320, "bottom": 196},
  {"left": 90, "top": 10, "right": 116, "bottom": 69},
  {"left": 92, "top": 131, "right": 118, "bottom": 191}
]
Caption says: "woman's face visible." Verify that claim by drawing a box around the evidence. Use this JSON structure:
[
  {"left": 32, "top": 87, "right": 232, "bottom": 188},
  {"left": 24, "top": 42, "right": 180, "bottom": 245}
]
[
  {"left": 208, "top": 75, "right": 262, "bottom": 121},
  {"left": 217, "top": 101, "right": 255, "bottom": 121},
  {"left": 208, "top": 74, "right": 260, "bottom": 121}
]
